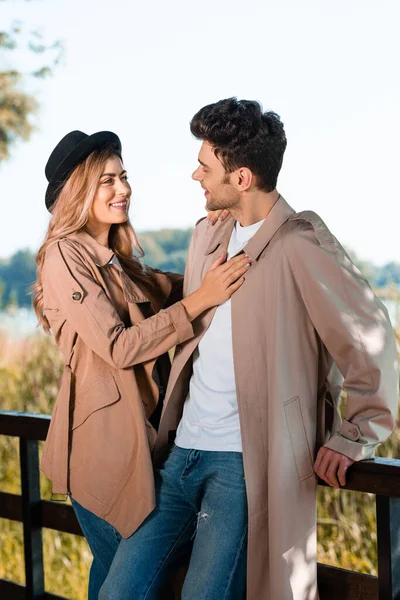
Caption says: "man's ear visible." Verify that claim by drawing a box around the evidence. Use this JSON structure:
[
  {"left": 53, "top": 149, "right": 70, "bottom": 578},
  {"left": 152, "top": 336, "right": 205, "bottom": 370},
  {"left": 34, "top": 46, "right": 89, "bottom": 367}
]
[{"left": 236, "top": 167, "right": 253, "bottom": 191}]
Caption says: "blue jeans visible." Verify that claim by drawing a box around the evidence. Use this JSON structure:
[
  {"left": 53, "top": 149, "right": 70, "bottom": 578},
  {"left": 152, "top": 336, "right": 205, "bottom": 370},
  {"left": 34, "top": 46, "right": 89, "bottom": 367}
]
[
  {"left": 99, "top": 445, "right": 248, "bottom": 600},
  {"left": 71, "top": 496, "right": 122, "bottom": 599}
]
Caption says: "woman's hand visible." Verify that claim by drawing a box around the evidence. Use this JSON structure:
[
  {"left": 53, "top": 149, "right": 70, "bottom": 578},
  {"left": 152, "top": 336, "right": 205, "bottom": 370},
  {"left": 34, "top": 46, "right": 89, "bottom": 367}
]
[
  {"left": 200, "top": 252, "right": 250, "bottom": 305},
  {"left": 206, "top": 209, "right": 230, "bottom": 225},
  {"left": 181, "top": 252, "right": 251, "bottom": 320}
]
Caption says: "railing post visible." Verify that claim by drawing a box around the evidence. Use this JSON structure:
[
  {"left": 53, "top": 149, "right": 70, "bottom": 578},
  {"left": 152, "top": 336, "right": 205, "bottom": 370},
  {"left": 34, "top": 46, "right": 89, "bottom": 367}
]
[
  {"left": 376, "top": 494, "right": 400, "bottom": 600},
  {"left": 19, "top": 437, "right": 45, "bottom": 599}
]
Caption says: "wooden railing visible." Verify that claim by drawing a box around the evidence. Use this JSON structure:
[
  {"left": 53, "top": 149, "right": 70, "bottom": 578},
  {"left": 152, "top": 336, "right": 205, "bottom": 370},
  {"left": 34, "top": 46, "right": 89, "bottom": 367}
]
[{"left": 1, "top": 409, "right": 400, "bottom": 600}]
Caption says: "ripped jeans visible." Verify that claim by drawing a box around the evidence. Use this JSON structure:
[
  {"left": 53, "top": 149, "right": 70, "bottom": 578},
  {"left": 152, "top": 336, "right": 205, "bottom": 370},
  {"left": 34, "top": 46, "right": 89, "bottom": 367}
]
[{"left": 99, "top": 445, "right": 248, "bottom": 600}]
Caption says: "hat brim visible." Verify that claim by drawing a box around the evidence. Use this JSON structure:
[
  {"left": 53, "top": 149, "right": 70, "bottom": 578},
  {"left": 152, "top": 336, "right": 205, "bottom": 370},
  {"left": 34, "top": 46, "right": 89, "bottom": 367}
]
[{"left": 45, "top": 131, "right": 121, "bottom": 210}]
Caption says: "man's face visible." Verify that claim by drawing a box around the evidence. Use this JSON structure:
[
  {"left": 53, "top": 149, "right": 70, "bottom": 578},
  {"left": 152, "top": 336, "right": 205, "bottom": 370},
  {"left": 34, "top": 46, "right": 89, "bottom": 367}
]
[{"left": 192, "top": 142, "right": 240, "bottom": 211}]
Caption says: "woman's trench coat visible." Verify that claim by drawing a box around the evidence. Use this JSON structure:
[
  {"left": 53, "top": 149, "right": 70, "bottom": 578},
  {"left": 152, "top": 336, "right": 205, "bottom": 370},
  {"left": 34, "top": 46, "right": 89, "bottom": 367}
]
[
  {"left": 154, "top": 196, "right": 399, "bottom": 600},
  {"left": 41, "top": 230, "right": 194, "bottom": 537}
]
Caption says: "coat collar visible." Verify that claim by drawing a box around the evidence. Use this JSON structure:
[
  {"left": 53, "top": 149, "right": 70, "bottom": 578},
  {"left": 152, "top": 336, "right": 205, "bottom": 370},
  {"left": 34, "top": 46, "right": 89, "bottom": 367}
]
[
  {"left": 69, "top": 230, "right": 114, "bottom": 267},
  {"left": 120, "top": 269, "right": 150, "bottom": 304},
  {"left": 69, "top": 229, "right": 151, "bottom": 303},
  {"left": 204, "top": 195, "right": 295, "bottom": 260}
]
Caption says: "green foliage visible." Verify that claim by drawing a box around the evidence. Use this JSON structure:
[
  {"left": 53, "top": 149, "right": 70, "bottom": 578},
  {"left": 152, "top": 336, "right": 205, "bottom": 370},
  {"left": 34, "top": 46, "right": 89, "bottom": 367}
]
[
  {"left": 139, "top": 228, "right": 193, "bottom": 273},
  {"left": 0, "top": 70, "right": 38, "bottom": 160},
  {"left": 0, "top": 229, "right": 193, "bottom": 308},
  {"left": 0, "top": 0, "right": 63, "bottom": 161},
  {"left": 0, "top": 280, "right": 5, "bottom": 309},
  {"left": 376, "top": 262, "right": 400, "bottom": 288},
  {"left": 3, "top": 231, "right": 398, "bottom": 311},
  {"left": 347, "top": 249, "right": 400, "bottom": 289},
  {"left": 0, "top": 248, "right": 36, "bottom": 307}
]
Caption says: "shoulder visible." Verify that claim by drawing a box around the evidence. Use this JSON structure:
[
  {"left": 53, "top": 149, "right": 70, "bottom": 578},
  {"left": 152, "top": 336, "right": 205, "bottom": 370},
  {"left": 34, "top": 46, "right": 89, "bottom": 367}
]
[
  {"left": 195, "top": 215, "right": 208, "bottom": 227},
  {"left": 194, "top": 216, "right": 210, "bottom": 238},
  {"left": 44, "top": 237, "right": 74, "bottom": 259},
  {"left": 195, "top": 214, "right": 233, "bottom": 241},
  {"left": 189, "top": 215, "right": 213, "bottom": 247},
  {"left": 279, "top": 210, "right": 346, "bottom": 276},
  {"left": 43, "top": 238, "right": 94, "bottom": 282},
  {"left": 44, "top": 237, "right": 90, "bottom": 264},
  {"left": 282, "top": 210, "right": 337, "bottom": 253}
]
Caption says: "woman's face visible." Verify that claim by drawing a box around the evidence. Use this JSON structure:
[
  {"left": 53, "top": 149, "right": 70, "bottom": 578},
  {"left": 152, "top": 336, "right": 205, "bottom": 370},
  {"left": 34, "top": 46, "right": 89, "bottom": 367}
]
[{"left": 88, "top": 155, "right": 131, "bottom": 227}]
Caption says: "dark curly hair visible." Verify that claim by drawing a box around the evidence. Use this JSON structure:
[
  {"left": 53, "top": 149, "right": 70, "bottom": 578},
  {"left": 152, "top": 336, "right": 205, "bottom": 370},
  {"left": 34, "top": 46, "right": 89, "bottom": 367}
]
[{"left": 190, "top": 98, "right": 287, "bottom": 193}]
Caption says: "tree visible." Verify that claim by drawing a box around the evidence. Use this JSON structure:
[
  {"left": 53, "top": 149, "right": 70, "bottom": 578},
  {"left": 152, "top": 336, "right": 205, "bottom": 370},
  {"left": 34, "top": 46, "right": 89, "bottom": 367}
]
[
  {"left": 0, "top": 248, "right": 36, "bottom": 307},
  {"left": 0, "top": 0, "right": 63, "bottom": 161},
  {"left": 0, "top": 278, "right": 5, "bottom": 309},
  {"left": 345, "top": 248, "right": 379, "bottom": 287},
  {"left": 5, "top": 287, "right": 18, "bottom": 311},
  {"left": 139, "top": 228, "right": 193, "bottom": 274},
  {"left": 376, "top": 262, "right": 400, "bottom": 288}
]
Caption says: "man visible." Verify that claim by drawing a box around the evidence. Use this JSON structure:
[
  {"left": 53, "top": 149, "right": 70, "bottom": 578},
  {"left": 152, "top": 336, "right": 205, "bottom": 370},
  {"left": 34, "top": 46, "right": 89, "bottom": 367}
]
[{"left": 100, "top": 99, "right": 398, "bottom": 600}]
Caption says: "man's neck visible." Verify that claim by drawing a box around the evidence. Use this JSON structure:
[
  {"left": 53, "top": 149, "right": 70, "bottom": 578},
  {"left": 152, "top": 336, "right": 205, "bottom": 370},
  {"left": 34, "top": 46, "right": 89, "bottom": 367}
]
[{"left": 230, "top": 189, "right": 280, "bottom": 227}]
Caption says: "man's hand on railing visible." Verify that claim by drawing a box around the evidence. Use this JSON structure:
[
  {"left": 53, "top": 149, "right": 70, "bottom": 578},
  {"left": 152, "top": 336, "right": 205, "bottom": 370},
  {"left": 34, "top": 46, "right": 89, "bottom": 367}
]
[{"left": 314, "top": 447, "right": 355, "bottom": 489}]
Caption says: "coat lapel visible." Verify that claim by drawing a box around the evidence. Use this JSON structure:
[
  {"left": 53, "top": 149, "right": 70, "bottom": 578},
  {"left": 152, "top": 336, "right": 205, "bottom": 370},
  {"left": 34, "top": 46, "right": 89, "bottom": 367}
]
[
  {"left": 243, "top": 196, "right": 295, "bottom": 260},
  {"left": 118, "top": 269, "right": 153, "bottom": 324},
  {"left": 162, "top": 219, "right": 236, "bottom": 410},
  {"left": 161, "top": 196, "right": 296, "bottom": 416},
  {"left": 204, "top": 215, "right": 236, "bottom": 257},
  {"left": 119, "top": 266, "right": 172, "bottom": 317},
  {"left": 203, "top": 196, "right": 294, "bottom": 262}
]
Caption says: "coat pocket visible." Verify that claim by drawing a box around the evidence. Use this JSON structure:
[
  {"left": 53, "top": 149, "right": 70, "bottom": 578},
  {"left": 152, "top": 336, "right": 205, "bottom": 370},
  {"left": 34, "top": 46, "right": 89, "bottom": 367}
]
[
  {"left": 283, "top": 396, "right": 314, "bottom": 481},
  {"left": 72, "top": 375, "right": 120, "bottom": 430}
]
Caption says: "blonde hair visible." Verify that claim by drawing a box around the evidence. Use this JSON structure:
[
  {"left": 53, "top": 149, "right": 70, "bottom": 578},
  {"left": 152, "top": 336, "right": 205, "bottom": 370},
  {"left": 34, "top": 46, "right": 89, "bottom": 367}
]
[{"left": 33, "top": 146, "right": 161, "bottom": 333}]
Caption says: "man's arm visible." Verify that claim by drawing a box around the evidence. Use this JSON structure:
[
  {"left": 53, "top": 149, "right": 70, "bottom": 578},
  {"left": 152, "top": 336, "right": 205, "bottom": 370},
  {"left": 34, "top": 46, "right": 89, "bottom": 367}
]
[{"left": 283, "top": 214, "right": 399, "bottom": 487}]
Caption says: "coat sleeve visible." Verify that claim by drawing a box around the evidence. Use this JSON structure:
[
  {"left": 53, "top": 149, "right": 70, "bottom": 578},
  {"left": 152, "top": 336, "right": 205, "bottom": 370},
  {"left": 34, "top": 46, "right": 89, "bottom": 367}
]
[
  {"left": 163, "top": 272, "right": 184, "bottom": 306},
  {"left": 42, "top": 240, "right": 194, "bottom": 369},
  {"left": 282, "top": 214, "right": 399, "bottom": 461},
  {"left": 149, "top": 269, "right": 184, "bottom": 307}
]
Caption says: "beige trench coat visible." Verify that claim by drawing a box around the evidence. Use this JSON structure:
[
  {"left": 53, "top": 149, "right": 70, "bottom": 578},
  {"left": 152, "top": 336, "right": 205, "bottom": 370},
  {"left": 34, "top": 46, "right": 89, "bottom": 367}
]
[
  {"left": 41, "top": 231, "right": 194, "bottom": 537},
  {"left": 154, "top": 196, "right": 399, "bottom": 600}
]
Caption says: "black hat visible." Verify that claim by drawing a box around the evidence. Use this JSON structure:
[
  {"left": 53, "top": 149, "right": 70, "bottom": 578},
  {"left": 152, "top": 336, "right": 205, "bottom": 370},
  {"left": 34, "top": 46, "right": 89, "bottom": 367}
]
[{"left": 44, "top": 130, "right": 122, "bottom": 211}]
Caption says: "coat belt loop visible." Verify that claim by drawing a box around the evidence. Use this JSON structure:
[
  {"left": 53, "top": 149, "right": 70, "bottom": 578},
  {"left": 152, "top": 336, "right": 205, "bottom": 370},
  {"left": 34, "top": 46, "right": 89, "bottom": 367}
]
[
  {"left": 51, "top": 365, "right": 72, "bottom": 495},
  {"left": 51, "top": 334, "right": 77, "bottom": 496}
]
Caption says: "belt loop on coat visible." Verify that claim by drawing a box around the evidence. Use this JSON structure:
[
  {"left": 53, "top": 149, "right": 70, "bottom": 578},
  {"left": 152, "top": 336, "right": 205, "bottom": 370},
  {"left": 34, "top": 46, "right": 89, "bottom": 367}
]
[{"left": 51, "top": 334, "right": 77, "bottom": 498}]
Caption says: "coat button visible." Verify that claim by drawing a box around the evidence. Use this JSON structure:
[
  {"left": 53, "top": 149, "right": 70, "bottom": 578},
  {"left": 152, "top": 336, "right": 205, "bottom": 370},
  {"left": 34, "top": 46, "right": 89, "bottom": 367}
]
[{"left": 72, "top": 292, "right": 82, "bottom": 301}]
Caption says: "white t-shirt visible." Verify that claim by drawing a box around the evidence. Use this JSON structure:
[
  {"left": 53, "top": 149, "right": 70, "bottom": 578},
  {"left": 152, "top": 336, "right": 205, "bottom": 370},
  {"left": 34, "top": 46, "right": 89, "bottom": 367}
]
[{"left": 175, "top": 218, "right": 265, "bottom": 452}]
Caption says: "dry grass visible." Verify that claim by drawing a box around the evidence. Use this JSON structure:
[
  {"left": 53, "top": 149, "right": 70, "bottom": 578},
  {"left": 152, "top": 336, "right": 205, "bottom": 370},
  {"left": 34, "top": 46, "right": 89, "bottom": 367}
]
[
  {"left": 0, "top": 332, "right": 91, "bottom": 599},
  {"left": 0, "top": 331, "right": 399, "bottom": 596}
]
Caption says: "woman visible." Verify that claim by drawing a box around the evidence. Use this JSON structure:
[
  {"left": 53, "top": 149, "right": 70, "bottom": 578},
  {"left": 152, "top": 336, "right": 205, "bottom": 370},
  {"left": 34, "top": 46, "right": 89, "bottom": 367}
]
[{"left": 33, "top": 130, "right": 250, "bottom": 598}]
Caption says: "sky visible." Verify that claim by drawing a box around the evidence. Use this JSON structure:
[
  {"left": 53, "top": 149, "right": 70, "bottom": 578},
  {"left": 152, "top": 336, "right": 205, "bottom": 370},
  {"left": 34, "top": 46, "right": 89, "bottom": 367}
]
[{"left": 0, "top": 0, "right": 399, "bottom": 265}]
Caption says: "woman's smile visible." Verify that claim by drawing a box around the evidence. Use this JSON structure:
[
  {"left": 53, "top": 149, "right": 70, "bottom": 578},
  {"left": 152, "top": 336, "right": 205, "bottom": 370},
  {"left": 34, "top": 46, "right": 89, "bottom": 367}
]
[{"left": 109, "top": 198, "right": 128, "bottom": 211}]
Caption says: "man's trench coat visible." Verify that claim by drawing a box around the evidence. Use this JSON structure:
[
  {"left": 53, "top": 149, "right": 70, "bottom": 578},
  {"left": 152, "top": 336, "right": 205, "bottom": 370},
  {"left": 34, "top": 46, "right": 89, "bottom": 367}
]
[{"left": 154, "top": 196, "right": 399, "bottom": 600}]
